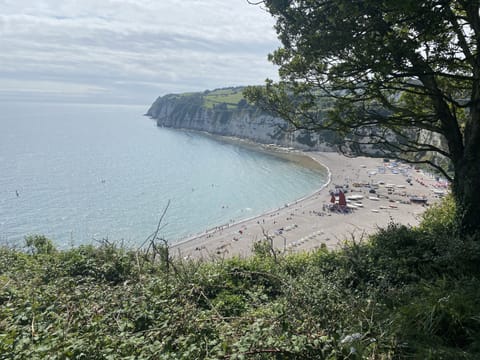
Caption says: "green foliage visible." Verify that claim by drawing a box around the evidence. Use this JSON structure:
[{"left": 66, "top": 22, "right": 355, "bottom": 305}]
[
  {"left": 419, "top": 194, "right": 457, "bottom": 235},
  {"left": 251, "top": 0, "right": 469, "bottom": 169},
  {"left": 59, "top": 242, "right": 137, "bottom": 284},
  {"left": 393, "top": 277, "right": 480, "bottom": 358},
  {"left": 1, "top": 200, "right": 479, "bottom": 358},
  {"left": 252, "top": 238, "right": 277, "bottom": 261},
  {"left": 24, "top": 235, "right": 56, "bottom": 255}
]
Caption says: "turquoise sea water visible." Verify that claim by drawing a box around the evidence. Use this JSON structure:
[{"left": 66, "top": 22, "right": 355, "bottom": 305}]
[{"left": 0, "top": 102, "right": 328, "bottom": 248}]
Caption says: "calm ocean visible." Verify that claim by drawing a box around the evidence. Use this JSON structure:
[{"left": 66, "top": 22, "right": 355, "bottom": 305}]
[{"left": 0, "top": 102, "right": 327, "bottom": 248}]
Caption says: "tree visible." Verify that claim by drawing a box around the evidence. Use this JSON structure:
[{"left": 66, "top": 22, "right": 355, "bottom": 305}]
[{"left": 245, "top": 0, "right": 480, "bottom": 234}]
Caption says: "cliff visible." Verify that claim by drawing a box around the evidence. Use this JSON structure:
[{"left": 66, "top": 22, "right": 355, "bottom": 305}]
[{"left": 146, "top": 87, "right": 336, "bottom": 151}]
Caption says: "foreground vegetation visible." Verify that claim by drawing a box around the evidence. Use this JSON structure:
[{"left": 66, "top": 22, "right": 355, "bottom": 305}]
[{"left": 2, "top": 198, "right": 480, "bottom": 359}]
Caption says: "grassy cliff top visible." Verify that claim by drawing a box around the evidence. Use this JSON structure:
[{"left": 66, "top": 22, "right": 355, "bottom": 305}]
[
  {"left": 202, "top": 87, "right": 245, "bottom": 109},
  {"left": 166, "top": 86, "right": 248, "bottom": 110}
]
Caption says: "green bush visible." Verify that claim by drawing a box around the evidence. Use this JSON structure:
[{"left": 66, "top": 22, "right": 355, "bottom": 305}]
[
  {"left": 392, "top": 277, "right": 480, "bottom": 358},
  {"left": 419, "top": 194, "right": 457, "bottom": 235},
  {"left": 24, "top": 235, "right": 56, "bottom": 255},
  {"left": 2, "top": 197, "right": 480, "bottom": 358},
  {"left": 58, "top": 243, "right": 137, "bottom": 284}
]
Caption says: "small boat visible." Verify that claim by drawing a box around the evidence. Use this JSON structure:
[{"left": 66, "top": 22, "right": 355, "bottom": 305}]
[
  {"left": 410, "top": 196, "right": 428, "bottom": 204},
  {"left": 371, "top": 209, "right": 379, "bottom": 213},
  {"left": 354, "top": 202, "right": 364, "bottom": 207},
  {"left": 369, "top": 196, "right": 380, "bottom": 201},
  {"left": 347, "top": 194, "right": 364, "bottom": 201}
]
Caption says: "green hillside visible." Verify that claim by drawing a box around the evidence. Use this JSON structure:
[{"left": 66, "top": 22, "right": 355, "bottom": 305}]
[
  {"left": 2, "top": 197, "right": 480, "bottom": 358},
  {"left": 202, "top": 88, "right": 245, "bottom": 109},
  {"left": 172, "top": 87, "right": 248, "bottom": 110}
]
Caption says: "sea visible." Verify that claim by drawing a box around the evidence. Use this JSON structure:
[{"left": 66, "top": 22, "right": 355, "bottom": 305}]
[{"left": 0, "top": 102, "right": 328, "bottom": 248}]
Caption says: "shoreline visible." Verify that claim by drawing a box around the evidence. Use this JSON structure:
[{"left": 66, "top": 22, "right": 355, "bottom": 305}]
[
  {"left": 162, "top": 127, "right": 332, "bottom": 246},
  {"left": 172, "top": 151, "right": 445, "bottom": 259},
  {"left": 173, "top": 152, "right": 332, "bottom": 249}
]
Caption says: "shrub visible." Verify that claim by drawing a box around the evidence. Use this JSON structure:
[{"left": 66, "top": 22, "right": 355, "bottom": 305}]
[
  {"left": 24, "top": 235, "right": 56, "bottom": 255},
  {"left": 60, "top": 243, "right": 136, "bottom": 284},
  {"left": 392, "top": 277, "right": 480, "bottom": 358},
  {"left": 419, "top": 194, "right": 457, "bottom": 236},
  {"left": 2, "top": 199, "right": 479, "bottom": 359}
]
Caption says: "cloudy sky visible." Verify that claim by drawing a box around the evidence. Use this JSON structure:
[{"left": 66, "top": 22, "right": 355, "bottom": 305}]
[{"left": 0, "top": 0, "right": 280, "bottom": 105}]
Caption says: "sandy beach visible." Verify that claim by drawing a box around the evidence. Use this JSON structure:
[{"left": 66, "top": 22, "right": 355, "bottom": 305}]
[{"left": 172, "top": 152, "right": 447, "bottom": 260}]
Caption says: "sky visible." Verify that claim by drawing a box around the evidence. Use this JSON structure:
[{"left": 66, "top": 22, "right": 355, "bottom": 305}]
[{"left": 0, "top": 0, "right": 280, "bottom": 105}]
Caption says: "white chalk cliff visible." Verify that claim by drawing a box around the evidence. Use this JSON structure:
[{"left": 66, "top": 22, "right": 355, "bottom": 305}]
[{"left": 146, "top": 89, "right": 336, "bottom": 151}]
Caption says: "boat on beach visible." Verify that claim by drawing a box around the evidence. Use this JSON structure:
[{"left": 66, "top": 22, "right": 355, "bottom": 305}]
[
  {"left": 410, "top": 196, "right": 428, "bottom": 204},
  {"left": 347, "top": 194, "right": 364, "bottom": 201}
]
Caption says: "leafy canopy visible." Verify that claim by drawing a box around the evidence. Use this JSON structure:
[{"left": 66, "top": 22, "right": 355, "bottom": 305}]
[{"left": 246, "top": 0, "right": 479, "bottom": 181}]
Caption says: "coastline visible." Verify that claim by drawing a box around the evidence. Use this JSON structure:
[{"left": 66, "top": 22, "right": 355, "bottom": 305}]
[
  {"left": 172, "top": 151, "right": 444, "bottom": 259},
  {"left": 172, "top": 151, "right": 332, "bottom": 249},
  {"left": 166, "top": 129, "right": 331, "bottom": 247}
]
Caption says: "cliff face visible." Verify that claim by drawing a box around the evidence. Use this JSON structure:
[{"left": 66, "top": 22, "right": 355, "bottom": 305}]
[
  {"left": 146, "top": 88, "right": 448, "bottom": 166},
  {"left": 146, "top": 89, "right": 335, "bottom": 151}
]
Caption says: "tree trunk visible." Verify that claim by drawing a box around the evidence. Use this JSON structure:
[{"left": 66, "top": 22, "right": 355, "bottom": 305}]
[{"left": 453, "top": 154, "right": 480, "bottom": 235}]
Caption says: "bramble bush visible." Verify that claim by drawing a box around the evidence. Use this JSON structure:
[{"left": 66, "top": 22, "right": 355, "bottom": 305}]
[{"left": 1, "top": 197, "right": 480, "bottom": 358}]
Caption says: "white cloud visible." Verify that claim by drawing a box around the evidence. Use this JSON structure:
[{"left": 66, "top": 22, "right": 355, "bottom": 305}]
[{"left": 0, "top": 0, "right": 280, "bottom": 103}]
